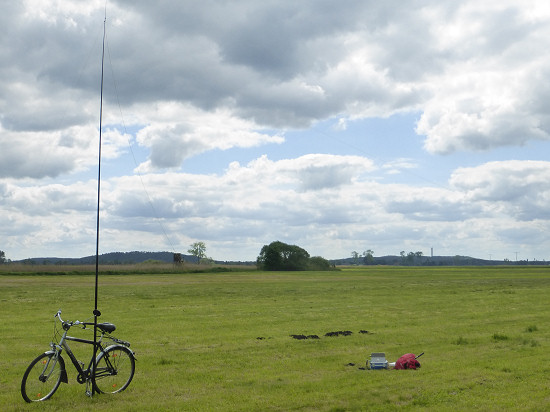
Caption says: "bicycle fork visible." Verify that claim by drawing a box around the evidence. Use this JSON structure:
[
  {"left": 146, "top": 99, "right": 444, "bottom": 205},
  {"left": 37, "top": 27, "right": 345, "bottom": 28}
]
[{"left": 45, "top": 344, "right": 69, "bottom": 384}]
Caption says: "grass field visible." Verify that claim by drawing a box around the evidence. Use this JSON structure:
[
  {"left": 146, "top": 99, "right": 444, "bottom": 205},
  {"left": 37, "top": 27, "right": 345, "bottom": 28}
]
[{"left": 1, "top": 266, "right": 549, "bottom": 411}]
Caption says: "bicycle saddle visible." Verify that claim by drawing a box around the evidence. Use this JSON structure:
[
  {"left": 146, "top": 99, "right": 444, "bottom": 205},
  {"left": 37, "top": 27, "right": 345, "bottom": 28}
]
[{"left": 96, "top": 322, "right": 116, "bottom": 333}]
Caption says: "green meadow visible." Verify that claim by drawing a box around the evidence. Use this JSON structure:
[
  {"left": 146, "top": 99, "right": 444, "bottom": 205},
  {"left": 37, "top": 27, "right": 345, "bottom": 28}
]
[{"left": 1, "top": 266, "right": 549, "bottom": 411}]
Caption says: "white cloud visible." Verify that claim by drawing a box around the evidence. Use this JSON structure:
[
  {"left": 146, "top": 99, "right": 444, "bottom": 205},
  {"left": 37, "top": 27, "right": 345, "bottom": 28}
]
[
  {"left": 415, "top": 2, "right": 550, "bottom": 153},
  {"left": 450, "top": 160, "right": 550, "bottom": 220},
  {"left": 2, "top": 1, "right": 550, "bottom": 262},
  {"left": 5, "top": 154, "right": 549, "bottom": 261},
  {"left": 382, "top": 158, "right": 418, "bottom": 175},
  {"left": 4, "top": 1, "right": 550, "bottom": 156},
  {"left": 133, "top": 102, "right": 284, "bottom": 171}
]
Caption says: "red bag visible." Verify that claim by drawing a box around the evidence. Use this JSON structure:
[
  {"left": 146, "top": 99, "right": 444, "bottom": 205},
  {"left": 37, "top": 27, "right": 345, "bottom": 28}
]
[{"left": 394, "top": 353, "right": 421, "bottom": 370}]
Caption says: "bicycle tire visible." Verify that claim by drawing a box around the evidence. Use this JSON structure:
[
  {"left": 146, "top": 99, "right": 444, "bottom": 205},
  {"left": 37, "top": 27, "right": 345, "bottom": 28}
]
[
  {"left": 21, "top": 352, "right": 64, "bottom": 402},
  {"left": 93, "top": 345, "right": 135, "bottom": 394}
]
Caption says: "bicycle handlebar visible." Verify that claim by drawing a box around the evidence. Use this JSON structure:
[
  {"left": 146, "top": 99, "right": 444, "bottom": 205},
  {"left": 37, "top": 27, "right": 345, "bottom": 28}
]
[{"left": 55, "top": 309, "right": 85, "bottom": 329}]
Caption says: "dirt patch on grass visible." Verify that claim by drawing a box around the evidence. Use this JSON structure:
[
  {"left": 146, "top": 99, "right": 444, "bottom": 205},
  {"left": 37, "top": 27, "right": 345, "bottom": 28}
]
[{"left": 290, "top": 330, "right": 370, "bottom": 340}]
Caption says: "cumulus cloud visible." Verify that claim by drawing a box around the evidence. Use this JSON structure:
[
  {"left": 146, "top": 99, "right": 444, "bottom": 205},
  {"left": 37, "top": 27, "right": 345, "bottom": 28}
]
[
  {"left": 416, "top": 3, "right": 550, "bottom": 153},
  {"left": 3, "top": 0, "right": 550, "bottom": 161},
  {"left": 0, "top": 126, "right": 91, "bottom": 179},
  {"left": 228, "top": 153, "right": 375, "bottom": 192},
  {"left": 133, "top": 102, "right": 284, "bottom": 171},
  {"left": 384, "top": 187, "right": 478, "bottom": 222},
  {"left": 2, "top": 154, "right": 550, "bottom": 260},
  {"left": 450, "top": 160, "right": 550, "bottom": 220},
  {"left": 2, "top": 1, "right": 550, "bottom": 261},
  {"left": 0, "top": 123, "right": 132, "bottom": 179}
]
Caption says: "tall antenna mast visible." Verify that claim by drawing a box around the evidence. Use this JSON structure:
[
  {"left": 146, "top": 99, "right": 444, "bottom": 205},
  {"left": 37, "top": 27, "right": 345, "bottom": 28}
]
[{"left": 92, "top": 7, "right": 107, "bottom": 397}]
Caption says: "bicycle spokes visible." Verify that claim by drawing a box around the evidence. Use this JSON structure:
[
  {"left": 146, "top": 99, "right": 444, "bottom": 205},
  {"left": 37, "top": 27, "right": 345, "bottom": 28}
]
[
  {"left": 93, "top": 346, "right": 135, "bottom": 394},
  {"left": 22, "top": 310, "right": 134, "bottom": 402},
  {"left": 21, "top": 352, "right": 63, "bottom": 402}
]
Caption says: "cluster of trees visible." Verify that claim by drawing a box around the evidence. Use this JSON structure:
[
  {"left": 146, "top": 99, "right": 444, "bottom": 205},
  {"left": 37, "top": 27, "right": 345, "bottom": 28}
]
[
  {"left": 257, "top": 241, "right": 332, "bottom": 271},
  {"left": 400, "top": 251, "right": 424, "bottom": 265},
  {"left": 351, "top": 250, "right": 425, "bottom": 265},
  {"left": 351, "top": 250, "right": 375, "bottom": 265},
  {"left": 0, "top": 250, "right": 6, "bottom": 264}
]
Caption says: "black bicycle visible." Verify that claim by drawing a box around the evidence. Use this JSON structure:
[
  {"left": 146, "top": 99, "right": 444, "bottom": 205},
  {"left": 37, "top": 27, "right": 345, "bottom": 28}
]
[{"left": 21, "top": 310, "right": 136, "bottom": 402}]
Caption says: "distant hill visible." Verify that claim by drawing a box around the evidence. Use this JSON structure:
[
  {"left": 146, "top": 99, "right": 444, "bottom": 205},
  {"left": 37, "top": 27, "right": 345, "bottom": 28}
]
[
  {"left": 11, "top": 251, "right": 545, "bottom": 266},
  {"left": 14, "top": 251, "right": 199, "bottom": 265},
  {"left": 329, "top": 255, "right": 543, "bottom": 266}
]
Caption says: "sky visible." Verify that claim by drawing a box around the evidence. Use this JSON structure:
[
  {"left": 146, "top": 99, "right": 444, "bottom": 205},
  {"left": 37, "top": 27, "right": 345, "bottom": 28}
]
[{"left": 2, "top": 0, "right": 550, "bottom": 262}]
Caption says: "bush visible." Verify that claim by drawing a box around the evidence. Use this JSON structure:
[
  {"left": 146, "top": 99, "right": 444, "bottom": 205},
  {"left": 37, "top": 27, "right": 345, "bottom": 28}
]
[
  {"left": 308, "top": 256, "right": 332, "bottom": 270},
  {"left": 256, "top": 241, "right": 332, "bottom": 271},
  {"left": 257, "top": 241, "right": 310, "bottom": 271}
]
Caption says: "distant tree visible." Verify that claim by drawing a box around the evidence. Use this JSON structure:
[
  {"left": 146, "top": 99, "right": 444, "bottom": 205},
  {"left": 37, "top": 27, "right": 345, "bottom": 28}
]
[
  {"left": 257, "top": 241, "right": 311, "bottom": 271},
  {"left": 398, "top": 251, "right": 424, "bottom": 265},
  {"left": 0, "top": 250, "right": 5, "bottom": 264},
  {"left": 308, "top": 256, "right": 332, "bottom": 270},
  {"left": 363, "top": 249, "right": 374, "bottom": 265},
  {"left": 351, "top": 251, "right": 360, "bottom": 265},
  {"left": 187, "top": 241, "right": 207, "bottom": 264}
]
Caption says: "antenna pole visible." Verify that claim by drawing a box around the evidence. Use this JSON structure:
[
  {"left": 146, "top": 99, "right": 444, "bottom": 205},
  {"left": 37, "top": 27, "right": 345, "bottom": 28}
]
[{"left": 92, "top": 10, "right": 107, "bottom": 397}]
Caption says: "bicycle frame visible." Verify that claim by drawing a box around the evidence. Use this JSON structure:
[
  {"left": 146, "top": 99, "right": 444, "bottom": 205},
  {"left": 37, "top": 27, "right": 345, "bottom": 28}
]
[
  {"left": 22, "top": 310, "right": 135, "bottom": 402},
  {"left": 46, "top": 311, "right": 125, "bottom": 388},
  {"left": 55, "top": 328, "right": 111, "bottom": 385}
]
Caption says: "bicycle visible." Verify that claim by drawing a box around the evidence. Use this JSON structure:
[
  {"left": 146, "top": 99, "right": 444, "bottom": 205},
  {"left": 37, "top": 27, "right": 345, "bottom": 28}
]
[{"left": 21, "top": 309, "right": 136, "bottom": 402}]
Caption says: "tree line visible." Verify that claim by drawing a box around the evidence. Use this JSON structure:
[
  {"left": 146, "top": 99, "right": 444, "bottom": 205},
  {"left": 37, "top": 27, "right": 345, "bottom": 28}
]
[
  {"left": 351, "top": 249, "right": 424, "bottom": 265},
  {"left": 187, "top": 241, "right": 333, "bottom": 271}
]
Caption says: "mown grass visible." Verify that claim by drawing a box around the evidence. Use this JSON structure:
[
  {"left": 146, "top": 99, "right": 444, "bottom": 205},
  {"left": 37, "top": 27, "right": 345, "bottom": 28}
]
[{"left": 1, "top": 266, "right": 550, "bottom": 411}]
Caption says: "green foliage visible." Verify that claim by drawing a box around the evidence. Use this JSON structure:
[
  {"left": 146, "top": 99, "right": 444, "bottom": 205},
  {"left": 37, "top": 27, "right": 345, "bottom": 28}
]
[
  {"left": 256, "top": 241, "right": 333, "bottom": 271},
  {"left": 256, "top": 241, "right": 311, "bottom": 270},
  {"left": 187, "top": 241, "right": 207, "bottom": 264},
  {"left": 308, "top": 256, "right": 332, "bottom": 270},
  {"left": 399, "top": 250, "right": 424, "bottom": 265},
  {"left": 0, "top": 250, "right": 5, "bottom": 264},
  {"left": 362, "top": 249, "right": 374, "bottom": 265},
  {"left": 2, "top": 266, "right": 550, "bottom": 411}
]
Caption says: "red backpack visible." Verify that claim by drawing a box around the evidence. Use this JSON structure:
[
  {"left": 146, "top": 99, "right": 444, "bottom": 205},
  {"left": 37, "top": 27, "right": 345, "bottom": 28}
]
[{"left": 394, "top": 353, "right": 421, "bottom": 369}]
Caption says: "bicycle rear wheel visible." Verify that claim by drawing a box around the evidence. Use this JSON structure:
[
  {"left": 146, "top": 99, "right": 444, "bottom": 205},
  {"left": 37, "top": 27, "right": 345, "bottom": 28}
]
[
  {"left": 21, "top": 352, "right": 64, "bottom": 402},
  {"left": 93, "top": 345, "right": 135, "bottom": 394}
]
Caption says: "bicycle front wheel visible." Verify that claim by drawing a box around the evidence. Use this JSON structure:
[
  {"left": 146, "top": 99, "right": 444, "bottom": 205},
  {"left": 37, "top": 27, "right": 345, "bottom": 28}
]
[
  {"left": 21, "top": 352, "right": 64, "bottom": 402},
  {"left": 93, "top": 345, "right": 135, "bottom": 394}
]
